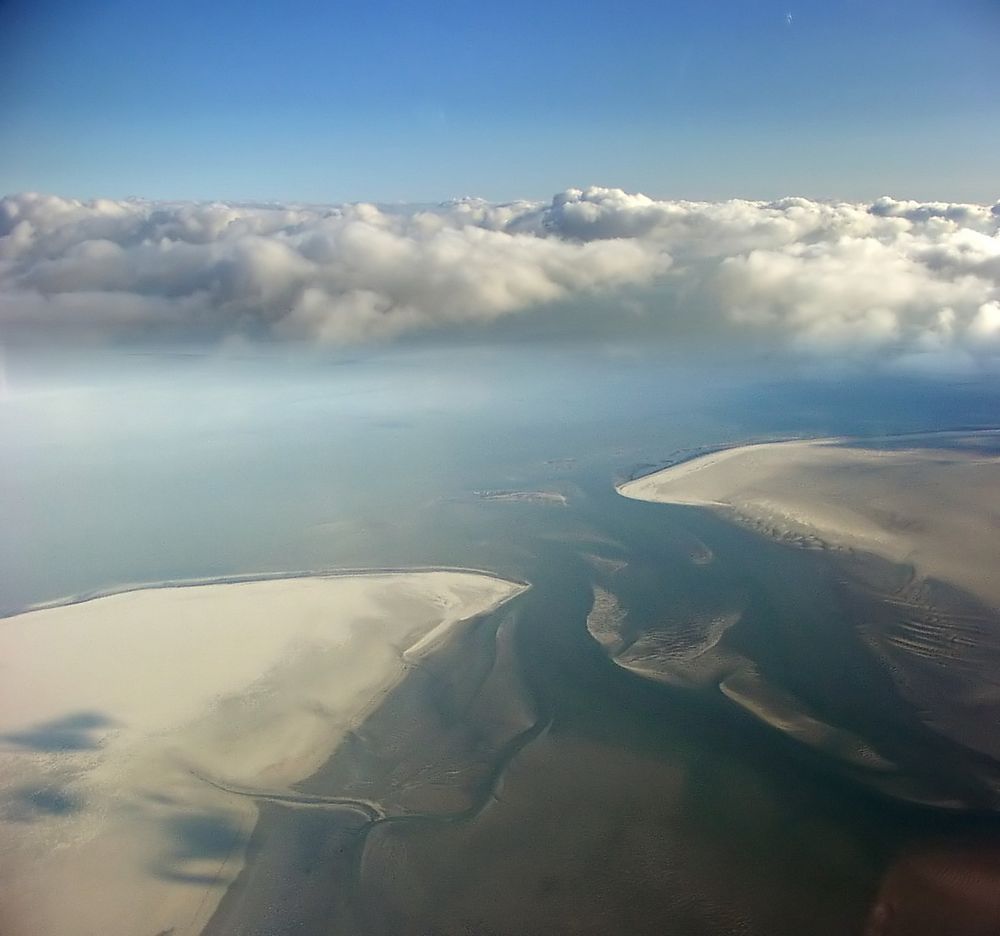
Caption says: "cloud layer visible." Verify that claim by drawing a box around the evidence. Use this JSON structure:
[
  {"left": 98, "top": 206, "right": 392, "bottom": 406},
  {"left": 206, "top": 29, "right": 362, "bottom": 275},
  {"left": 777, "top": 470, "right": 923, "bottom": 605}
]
[{"left": 2, "top": 188, "right": 999, "bottom": 367}]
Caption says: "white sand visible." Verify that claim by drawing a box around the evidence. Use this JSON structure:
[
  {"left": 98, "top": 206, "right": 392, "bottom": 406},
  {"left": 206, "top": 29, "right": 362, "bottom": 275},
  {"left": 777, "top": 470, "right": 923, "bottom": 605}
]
[
  {"left": 0, "top": 570, "right": 525, "bottom": 936},
  {"left": 619, "top": 436, "right": 1000, "bottom": 608}
]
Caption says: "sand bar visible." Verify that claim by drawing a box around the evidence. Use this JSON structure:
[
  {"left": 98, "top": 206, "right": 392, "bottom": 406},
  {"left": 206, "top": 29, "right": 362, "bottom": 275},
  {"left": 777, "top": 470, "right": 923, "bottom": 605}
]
[
  {"left": 617, "top": 433, "right": 1000, "bottom": 795},
  {"left": 619, "top": 435, "right": 1000, "bottom": 608},
  {"left": 0, "top": 569, "right": 526, "bottom": 936}
]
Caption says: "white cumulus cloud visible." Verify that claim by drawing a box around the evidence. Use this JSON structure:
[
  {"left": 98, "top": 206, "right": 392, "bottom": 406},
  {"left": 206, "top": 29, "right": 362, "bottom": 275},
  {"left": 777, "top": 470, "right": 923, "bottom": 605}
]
[{"left": 2, "top": 187, "right": 999, "bottom": 369}]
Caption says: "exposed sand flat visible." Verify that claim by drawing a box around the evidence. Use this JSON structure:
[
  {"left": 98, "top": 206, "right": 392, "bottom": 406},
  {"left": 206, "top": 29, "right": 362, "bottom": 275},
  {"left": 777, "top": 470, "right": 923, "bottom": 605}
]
[
  {"left": 586, "top": 585, "right": 744, "bottom": 689},
  {"left": 619, "top": 435, "right": 1000, "bottom": 608},
  {"left": 616, "top": 613, "right": 744, "bottom": 688},
  {"left": 474, "top": 489, "right": 569, "bottom": 506},
  {"left": 585, "top": 586, "right": 629, "bottom": 655},
  {"left": 0, "top": 570, "right": 525, "bottom": 936}
]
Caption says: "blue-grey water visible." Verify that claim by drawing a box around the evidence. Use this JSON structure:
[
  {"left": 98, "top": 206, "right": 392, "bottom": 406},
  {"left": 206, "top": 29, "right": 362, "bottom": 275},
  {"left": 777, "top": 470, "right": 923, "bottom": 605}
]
[
  {"left": 4, "top": 345, "right": 998, "bottom": 612},
  {"left": 4, "top": 344, "right": 1000, "bottom": 935}
]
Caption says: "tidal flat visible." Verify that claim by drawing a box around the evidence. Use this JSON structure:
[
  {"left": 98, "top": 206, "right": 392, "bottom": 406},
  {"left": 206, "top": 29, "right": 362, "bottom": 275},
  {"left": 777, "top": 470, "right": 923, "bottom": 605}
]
[
  {"left": 4, "top": 350, "right": 1000, "bottom": 935},
  {"left": 616, "top": 434, "right": 1000, "bottom": 805},
  {"left": 0, "top": 570, "right": 525, "bottom": 936},
  {"left": 202, "top": 433, "right": 1000, "bottom": 935}
]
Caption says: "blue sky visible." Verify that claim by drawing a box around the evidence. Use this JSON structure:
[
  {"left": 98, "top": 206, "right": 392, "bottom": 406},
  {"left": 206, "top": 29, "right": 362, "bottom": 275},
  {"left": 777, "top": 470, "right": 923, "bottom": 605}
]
[{"left": 0, "top": 0, "right": 998, "bottom": 203}]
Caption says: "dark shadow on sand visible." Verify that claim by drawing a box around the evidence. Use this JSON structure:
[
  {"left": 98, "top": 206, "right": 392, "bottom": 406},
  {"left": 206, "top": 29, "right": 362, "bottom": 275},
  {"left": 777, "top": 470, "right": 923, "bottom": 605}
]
[{"left": 1, "top": 711, "right": 115, "bottom": 752}]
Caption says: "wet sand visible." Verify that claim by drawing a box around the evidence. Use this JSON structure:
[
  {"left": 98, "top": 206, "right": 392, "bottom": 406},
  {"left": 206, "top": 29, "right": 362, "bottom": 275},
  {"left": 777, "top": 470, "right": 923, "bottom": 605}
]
[{"left": 612, "top": 433, "right": 1000, "bottom": 809}]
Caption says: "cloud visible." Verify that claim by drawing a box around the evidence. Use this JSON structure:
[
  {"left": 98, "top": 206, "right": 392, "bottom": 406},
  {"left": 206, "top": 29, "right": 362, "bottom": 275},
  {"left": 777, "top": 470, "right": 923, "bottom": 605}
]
[
  {"left": 2, "top": 187, "right": 999, "bottom": 369},
  {"left": 0, "top": 192, "right": 668, "bottom": 345}
]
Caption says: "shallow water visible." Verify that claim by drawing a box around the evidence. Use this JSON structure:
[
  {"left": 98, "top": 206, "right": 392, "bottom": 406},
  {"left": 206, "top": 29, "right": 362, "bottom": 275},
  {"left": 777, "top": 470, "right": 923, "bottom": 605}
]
[{"left": 4, "top": 345, "right": 1000, "bottom": 933}]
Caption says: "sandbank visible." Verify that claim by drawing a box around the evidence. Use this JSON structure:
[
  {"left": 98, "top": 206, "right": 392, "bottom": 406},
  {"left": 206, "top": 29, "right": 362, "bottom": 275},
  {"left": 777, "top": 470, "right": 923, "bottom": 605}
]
[
  {"left": 586, "top": 585, "right": 742, "bottom": 688},
  {"left": 616, "top": 433, "right": 1000, "bottom": 802},
  {"left": 619, "top": 435, "right": 1000, "bottom": 608},
  {"left": 0, "top": 569, "right": 525, "bottom": 936}
]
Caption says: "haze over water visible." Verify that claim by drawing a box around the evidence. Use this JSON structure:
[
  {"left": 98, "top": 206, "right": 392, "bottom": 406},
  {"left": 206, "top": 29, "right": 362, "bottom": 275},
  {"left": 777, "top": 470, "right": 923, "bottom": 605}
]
[{"left": 6, "top": 345, "right": 999, "bottom": 613}]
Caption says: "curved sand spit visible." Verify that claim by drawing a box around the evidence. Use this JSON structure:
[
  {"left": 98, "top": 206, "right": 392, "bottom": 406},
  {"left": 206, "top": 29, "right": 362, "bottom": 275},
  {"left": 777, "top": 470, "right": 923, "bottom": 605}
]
[{"left": 619, "top": 435, "right": 1000, "bottom": 608}]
